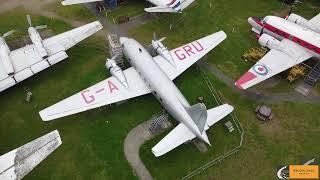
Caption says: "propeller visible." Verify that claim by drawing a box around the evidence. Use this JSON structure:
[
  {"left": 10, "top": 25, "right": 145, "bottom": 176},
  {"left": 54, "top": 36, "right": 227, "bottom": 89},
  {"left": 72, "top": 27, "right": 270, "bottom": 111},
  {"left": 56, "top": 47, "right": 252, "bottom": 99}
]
[
  {"left": 153, "top": 32, "right": 166, "bottom": 42},
  {"left": 2, "top": 30, "right": 15, "bottom": 38},
  {"left": 26, "top": 14, "right": 47, "bottom": 30},
  {"left": 285, "top": 0, "right": 302, "bottom": 19},
  {"left": 27, "top": 14, "right": 32, "bottom": 27}
]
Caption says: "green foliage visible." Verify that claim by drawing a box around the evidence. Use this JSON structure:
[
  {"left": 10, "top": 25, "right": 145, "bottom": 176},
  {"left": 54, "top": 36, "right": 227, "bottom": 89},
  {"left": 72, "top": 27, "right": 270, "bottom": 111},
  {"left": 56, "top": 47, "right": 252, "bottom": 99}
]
[{"left": 106, "top": 1, "right": 145, "bottom": 23}]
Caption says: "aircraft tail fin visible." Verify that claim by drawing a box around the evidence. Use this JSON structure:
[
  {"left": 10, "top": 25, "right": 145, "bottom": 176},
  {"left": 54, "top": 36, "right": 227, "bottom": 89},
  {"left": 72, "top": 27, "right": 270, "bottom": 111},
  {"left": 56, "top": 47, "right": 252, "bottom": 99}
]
[{"left": 186, "top": 103, "right": 207, "bottom": 134}]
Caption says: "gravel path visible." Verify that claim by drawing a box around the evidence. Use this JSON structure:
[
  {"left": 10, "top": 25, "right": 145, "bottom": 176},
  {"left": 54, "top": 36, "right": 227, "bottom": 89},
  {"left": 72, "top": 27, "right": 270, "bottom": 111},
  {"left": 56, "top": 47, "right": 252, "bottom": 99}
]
[
  {"left": 198, "top": 61, "right": 320, "bottom": 103},
  {"left": 123, "top": 119, "right": 155, "bottom": 180}
]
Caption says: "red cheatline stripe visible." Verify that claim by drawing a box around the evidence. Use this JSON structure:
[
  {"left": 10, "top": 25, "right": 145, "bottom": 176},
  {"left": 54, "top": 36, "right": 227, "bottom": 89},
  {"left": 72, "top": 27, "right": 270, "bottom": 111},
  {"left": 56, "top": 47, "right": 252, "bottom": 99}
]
[
  {"left": 253, "top": 18, "right": 263, "bottom": 27},
  {"left": 263, "top": 22, "right": 320, "bottom": 55},
  {"left": 167, "top": 0, "right": 176, "bottom": 6},
  {"left": 235, "top": 71, "right": 256, "bottom": 89}
]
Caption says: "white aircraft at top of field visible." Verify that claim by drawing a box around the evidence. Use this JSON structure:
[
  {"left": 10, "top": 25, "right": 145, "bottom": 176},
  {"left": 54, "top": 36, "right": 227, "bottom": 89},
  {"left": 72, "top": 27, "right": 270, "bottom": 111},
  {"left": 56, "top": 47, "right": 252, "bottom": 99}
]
[
  {"left": 40, "top": 31, "right": 234, "bottom": 157},
  {"left": 235, "top": 12, "right": 320, "bottom": 90},
  {"left": 0, "top": 15, "right": 103, "bottom": 93},
  {"left": 61, "top": 0, "right": 196, "bottom": 13}
]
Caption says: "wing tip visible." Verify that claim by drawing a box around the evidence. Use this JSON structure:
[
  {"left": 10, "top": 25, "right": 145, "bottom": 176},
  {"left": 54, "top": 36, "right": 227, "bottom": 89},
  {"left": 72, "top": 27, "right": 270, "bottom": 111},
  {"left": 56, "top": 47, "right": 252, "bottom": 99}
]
[
  {"left": 235, "top": 71, "right": 256, "bottom": 90},
  {"left": 39, "top": 110, "right": 52, "bottom": 122},
  {"left": 235, "top": 81, "right": 244, "bottom": 90},
  {"left": 61, "top": 1, "right": 68, "bottom": 6}
]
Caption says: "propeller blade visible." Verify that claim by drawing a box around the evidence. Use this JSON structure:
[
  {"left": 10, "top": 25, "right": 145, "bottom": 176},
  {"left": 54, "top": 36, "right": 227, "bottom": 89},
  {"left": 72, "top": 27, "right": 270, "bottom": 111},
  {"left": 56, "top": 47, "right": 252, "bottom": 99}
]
[
  {"left": 2, "top": 30, "right": 15, "bottom": 38},
  {"left": 159, "top": 37, "right": 167, "bottom": 42},
  {"left": 153, "top": 32, "right": 157, "bottom": 41},
  {"left": 35, "top": 25, "right": 47, "bottom": 30},
  {"left": 260, "top": 27, "right": 264, "bottom": 36},
  {"left": 27, "top": 14, "right": 32, "bottom": 27}
]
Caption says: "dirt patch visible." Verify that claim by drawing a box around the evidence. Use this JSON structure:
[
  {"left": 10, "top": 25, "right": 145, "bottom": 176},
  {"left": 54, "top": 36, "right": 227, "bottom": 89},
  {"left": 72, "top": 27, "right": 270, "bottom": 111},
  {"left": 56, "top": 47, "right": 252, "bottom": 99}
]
[{"left": 257, "top": 118, "right": 290, "bottom": 140}]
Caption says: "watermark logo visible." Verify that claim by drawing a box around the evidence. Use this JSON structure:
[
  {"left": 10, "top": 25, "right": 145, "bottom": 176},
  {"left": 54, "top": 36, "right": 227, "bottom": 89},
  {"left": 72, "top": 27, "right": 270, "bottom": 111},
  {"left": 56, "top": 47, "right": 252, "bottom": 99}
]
[{"left": 277, "top": 158, "right": 319, "bottom": 179}]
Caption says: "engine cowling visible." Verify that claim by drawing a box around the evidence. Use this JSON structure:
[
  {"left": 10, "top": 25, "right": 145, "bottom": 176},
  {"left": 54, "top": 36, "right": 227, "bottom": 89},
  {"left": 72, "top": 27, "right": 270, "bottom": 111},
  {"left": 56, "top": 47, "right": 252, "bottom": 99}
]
[
  {"left": 0, "top": 38, "right": 14, "bottom": 75},
  {"left": 28, "top": 27, "right": 48, "bottom": 59},
  {"left": 152, "top": 40, "right": 175, "bottom": 67},
  {"left": 105, "top": 59, "right": 128, "bottom": 88},
  {"left": 286, "top": 13, "right": 316, "bottom": 31},
  {"left": 258, "top": 34, "right": 281, "bottom": 50}
]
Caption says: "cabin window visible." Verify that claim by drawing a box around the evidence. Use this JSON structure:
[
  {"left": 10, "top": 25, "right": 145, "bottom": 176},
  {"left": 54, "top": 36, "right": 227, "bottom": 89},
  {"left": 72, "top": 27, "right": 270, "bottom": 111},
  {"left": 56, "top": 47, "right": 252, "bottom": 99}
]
[
  {"left": 139, "top": 48, "right": 142, "bottom": 53},
  {"left": 159, "top": 98, "right": 163, "bottom": 102}
]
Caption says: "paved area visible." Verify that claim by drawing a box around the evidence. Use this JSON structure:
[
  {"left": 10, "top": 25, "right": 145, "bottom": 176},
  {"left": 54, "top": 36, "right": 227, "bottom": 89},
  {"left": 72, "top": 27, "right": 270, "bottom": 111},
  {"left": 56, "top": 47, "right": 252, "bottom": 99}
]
[
  {"left": 84, "top": 3, "right": 158, "bottom": 36},
  {"left": 123, "top": 119, "right": 155, "bottom": 180}
]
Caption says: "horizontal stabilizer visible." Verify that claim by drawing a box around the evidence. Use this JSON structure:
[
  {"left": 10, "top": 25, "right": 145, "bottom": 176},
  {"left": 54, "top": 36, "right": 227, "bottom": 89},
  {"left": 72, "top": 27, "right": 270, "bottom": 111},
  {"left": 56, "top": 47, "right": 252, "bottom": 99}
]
[
  {"left": 61, "top": 0, "right": 102, "bottom": 5},
  {"left": 0, "top": 130, "right": 62, "bottom": 180},
  {"left": 145, "top": 6, "right": 177, "bottom": 13},
  {"left": 205, "top": 104, "right": 234, "bottom": 130},
  {"left": 152, "top": 123, "right": 195, "bottom": 157}
]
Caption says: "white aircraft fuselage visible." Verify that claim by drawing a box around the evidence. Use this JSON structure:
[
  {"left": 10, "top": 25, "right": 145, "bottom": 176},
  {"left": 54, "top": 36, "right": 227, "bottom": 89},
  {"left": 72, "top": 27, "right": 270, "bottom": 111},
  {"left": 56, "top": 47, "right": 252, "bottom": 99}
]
[
  {"left": 120, "top": 37, "right": 211, "bottom": 145},
  {"left": 249, "top": 15, "right": 320, "bottom": 59}
]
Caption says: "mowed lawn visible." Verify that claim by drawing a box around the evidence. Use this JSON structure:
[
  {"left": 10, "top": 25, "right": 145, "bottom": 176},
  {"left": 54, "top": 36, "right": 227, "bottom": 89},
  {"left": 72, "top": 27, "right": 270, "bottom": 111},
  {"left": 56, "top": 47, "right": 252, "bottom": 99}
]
[{"left": 0, "top": 1, "right": 319, "bottom": 180}]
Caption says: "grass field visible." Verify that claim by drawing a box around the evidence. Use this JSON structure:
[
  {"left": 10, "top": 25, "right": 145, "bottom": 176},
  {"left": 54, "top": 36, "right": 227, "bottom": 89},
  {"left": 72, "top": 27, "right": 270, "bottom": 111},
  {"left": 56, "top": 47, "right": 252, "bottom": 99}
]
[
  {"left": 0, "top": 0, "right": 319, "bottom": 180},
  {"left": 44, "top": 1, "right": 97, "bottom": 22}
]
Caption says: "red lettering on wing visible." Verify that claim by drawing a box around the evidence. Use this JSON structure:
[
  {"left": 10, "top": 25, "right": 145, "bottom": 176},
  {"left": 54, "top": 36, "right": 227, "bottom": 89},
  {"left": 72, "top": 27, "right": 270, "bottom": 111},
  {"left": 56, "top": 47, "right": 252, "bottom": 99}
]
[
  {"left": 81, "top": 90, "right": 95, "bottom": 104},
  {"left": 182, "top": 45, "right": 195, "bottom": 56},
  {"left": 174, "top": 49, "right": 186, "bottom": 60},
  {"left": 108, "top": 80, "right": 119, "bottom": 93},
  {"left": 192, "top": 41, "right": 204, "bottom": 52}
]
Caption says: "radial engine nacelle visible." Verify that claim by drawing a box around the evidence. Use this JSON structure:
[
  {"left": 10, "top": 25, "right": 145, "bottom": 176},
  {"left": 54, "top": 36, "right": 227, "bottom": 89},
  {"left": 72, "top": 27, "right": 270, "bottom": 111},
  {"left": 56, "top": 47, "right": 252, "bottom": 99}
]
[
  {"left": 286, "top": 13, "right": 317, "bottom": 32},
  {"left": 258, "top": 34, "right": 281, "bottom": 50},
  {"left": 0, "top": 37, "right": 14, "bottom": 75},
  {"left": 105, "top": 59, "right": 128, "bottom": 88},
  {"left": 28, "top": 27, "right": 48, "bottom": 59},
  {"left": 151, "top": 38, "right": 175, "bottom": 67}
]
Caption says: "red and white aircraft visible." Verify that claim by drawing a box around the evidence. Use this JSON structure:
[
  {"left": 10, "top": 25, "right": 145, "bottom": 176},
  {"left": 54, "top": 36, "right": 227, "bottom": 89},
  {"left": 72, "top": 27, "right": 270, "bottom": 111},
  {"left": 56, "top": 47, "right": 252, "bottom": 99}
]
[{"left": 235, "top": 13, "right": 320, "bottom": 90}]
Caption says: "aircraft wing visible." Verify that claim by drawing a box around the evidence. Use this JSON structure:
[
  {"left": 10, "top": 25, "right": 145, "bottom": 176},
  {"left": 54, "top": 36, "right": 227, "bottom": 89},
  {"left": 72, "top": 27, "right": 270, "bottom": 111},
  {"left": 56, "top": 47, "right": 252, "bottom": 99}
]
[
  {"left": 152, "top": 123, "right": 195, "bottom": 157},
  {"left": 145, "top": 0, "right": 196, "bottom": 13},
  {"left": 61, "top": 0, "right": 102, "bottom": 5},
  {"left": 180, "top": 0, "right": 196, "bottom": 9},
  {"left": 40, "top": 68, "right": 151, "bottom": 121},
  {"left": 0, "top": 21, "right": 102, "bottom": 93},
  {"left": 144, "top": 6, "right": 177, "bottom": 13},
  {"left": 153, "top": 31, "right": 227, "bottom": 80},
  {"left": 235, "top": 39, "right": 312, "bottom": 89},
  {"left": 43, "top": 21, "right": 103, "bottom": 55},
  {"left": 308, "top": 13, "right": 320, "bottom": 33},
  {"left": 0, "top": 130, "right": 61, "bottom": 180}
]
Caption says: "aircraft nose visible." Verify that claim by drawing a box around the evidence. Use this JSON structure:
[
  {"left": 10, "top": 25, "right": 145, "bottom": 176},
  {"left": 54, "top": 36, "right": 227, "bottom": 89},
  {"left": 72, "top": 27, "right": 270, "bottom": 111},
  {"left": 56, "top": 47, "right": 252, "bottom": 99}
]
[
  {"left": 119, "top": 37, "right": 129, "bottom": 45},
  {"left": 248, "top": 17, "right": 256, "bottom": 26}
]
